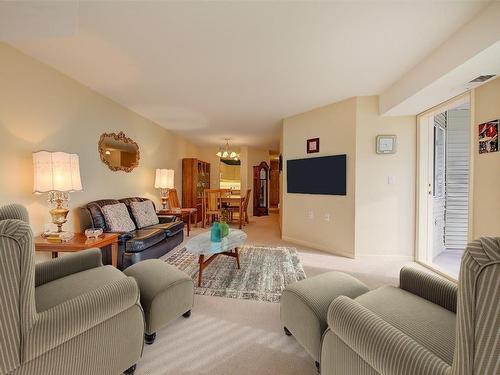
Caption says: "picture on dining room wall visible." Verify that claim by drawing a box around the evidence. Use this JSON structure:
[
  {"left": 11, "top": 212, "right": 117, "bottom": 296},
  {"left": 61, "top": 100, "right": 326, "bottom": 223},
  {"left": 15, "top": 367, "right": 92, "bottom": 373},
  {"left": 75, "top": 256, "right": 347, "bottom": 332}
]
[
  {"left": 478, "top": 120, "right": 498, "bottom": 154},
  {"left": 307, "top": 138, "right": 320, "bottom": 153}
]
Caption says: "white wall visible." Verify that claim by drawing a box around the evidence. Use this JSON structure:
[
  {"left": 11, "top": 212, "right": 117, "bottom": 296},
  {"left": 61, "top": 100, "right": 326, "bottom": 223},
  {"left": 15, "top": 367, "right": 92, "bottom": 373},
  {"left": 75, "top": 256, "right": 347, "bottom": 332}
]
[
  {"left": 281, "top": 96, "right": 416, "bottom": 258},
  {"left": 0, "top": 43, "right": 200, "bottom": 234},
  {"left": 472, "top": 77, "right": 500, "bottom": 238},
  {"left": 355, "top": 96, "right": 416, "bottom": 258},
  {"left": 282, "top": 97, "right": 357, "bottom": 257}
]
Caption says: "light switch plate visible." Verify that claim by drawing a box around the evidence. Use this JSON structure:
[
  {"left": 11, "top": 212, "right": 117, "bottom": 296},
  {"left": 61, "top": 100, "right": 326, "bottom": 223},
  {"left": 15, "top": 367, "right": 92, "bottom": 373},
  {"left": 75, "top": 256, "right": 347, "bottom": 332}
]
[{"left": 388, "top": 175, "right": 396, "bottom": 185}]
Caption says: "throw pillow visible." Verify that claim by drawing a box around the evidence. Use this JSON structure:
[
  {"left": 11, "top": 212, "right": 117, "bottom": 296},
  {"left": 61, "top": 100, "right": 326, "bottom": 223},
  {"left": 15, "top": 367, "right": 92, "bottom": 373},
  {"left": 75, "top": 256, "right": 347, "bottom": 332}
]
[
  {"left": 130, "top": 200, "right": 159, "bottom": 228},
  {"left": 101, "top": 203, "right": 136, "bottom": 232}
]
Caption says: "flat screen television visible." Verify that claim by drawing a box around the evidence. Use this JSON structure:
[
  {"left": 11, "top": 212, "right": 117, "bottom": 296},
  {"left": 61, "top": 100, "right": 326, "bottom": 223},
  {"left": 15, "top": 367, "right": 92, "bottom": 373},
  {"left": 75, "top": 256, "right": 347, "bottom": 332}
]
[{"left": 287, "top": 154, "right": 346, "bottom": 195}]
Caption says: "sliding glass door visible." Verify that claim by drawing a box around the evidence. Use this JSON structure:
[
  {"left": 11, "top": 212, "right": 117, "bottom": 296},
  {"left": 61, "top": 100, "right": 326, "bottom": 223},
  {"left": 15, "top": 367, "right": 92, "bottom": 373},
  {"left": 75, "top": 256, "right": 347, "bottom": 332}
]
[{"left": 416, "top": 94, "right": 472, "bottom": 279}]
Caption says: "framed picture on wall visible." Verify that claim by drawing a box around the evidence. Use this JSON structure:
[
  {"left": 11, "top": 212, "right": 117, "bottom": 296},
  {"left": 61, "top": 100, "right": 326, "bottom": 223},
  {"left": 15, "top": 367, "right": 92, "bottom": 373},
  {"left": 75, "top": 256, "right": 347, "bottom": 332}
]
[
  {"left": 478, "top": 120, "right": 498, "bottom": 154},
  {"left": 307, "top": 138, "right": 320, "bottom": 153}
]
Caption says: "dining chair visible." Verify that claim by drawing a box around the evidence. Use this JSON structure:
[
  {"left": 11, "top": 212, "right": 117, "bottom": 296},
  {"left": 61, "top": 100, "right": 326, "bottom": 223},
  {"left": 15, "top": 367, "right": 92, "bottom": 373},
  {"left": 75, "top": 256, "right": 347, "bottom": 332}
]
[
  {"left": 203, "top": 189, "right": 222, "bottom": 227},
  {"left": 168, "top": 188, "right": 182, "bottom": 209},
  {"left": 242, "top": 189, "right": 251, "bottom": 225}
]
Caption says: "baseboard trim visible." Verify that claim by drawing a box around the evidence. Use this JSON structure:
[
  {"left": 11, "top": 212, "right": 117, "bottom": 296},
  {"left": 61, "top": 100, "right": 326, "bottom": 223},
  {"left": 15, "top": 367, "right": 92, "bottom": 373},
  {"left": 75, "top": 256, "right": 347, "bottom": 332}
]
[
  {"left": 281, "top": 236, "right": 354, "bottom": 259},
  {"left": 356, "top": 254, "right": 414, "bottom": 261}
]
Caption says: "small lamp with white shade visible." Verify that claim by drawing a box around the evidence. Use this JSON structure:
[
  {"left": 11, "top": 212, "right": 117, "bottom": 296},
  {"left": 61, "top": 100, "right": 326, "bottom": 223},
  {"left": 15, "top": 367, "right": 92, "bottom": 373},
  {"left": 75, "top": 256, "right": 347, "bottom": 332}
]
[
  {"left": 154, "top": 169, "right": 174, "bottom": 209},
  {"left": 33, "top": 151, "right": 83, "bottom": 235}
]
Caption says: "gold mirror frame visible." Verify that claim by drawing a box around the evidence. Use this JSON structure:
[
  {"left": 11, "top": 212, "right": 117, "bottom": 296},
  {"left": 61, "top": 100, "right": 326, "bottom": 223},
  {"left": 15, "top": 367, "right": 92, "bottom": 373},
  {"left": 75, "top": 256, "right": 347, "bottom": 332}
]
[{"left": 98, "top": 131, "right": 140, "bottom": 173}]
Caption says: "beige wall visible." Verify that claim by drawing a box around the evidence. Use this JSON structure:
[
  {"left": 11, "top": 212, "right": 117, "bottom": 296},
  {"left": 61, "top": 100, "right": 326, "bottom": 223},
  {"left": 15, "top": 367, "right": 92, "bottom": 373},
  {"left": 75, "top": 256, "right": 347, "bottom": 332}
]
[
  {"left": 281, "top": 96, "right": 416, "bottom": 258},
  {"left": 0, "top": 43, "right": 199, "bottom": 234},
  {"left": 355, "top": 96, "right": 416, "bottom": 257},
  {"left": 282, "top": 97, "right": 357, "bottom": 257},
  {"left": 472, "top": 77, "right": 500, "bottom": 238}
]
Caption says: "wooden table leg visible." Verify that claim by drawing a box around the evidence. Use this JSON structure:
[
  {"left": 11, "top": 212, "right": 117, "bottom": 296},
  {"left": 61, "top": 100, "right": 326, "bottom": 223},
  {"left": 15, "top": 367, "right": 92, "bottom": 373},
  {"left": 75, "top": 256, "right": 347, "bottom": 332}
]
[
  {"left": 198, "top": 254, "right": 205, "bottom": 287},
  {"left": 239, "top": 201, "right": 243, "bottom": 229},
  {"left": 186, "top": 213, "right": 191, "bottom": 237},
  {"left": 111, "top": 241, "right": 118, "bottom": 268},
  {"left": 51, "top": 251, "right": 58, "bottom": 259},
  {"left": 234, "top": 248, "right": 240, "bottom": 269}
]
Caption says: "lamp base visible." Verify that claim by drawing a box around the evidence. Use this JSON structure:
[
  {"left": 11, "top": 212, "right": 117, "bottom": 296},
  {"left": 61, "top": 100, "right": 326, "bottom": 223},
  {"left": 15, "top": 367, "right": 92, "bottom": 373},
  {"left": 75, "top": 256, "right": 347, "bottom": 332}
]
[
  {"left": 160, "top": 189, "right": 170, "bottom": 210},
  {"left": 48, "top": 191, "right": 70, "bottom": 233}
]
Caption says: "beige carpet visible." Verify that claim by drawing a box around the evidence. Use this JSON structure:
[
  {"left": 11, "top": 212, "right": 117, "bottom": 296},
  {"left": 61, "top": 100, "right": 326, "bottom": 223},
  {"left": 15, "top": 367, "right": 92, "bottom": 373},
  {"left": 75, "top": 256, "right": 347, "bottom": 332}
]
[{"left": 136, "top": 213, "right": 415, "bottom": 375}]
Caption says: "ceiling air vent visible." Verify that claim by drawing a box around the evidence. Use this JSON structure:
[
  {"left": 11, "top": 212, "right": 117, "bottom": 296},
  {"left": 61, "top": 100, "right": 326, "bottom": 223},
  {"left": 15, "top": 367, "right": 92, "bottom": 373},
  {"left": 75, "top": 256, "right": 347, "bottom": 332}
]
[{"left": 469, "top": 74, "right": 496, "bottom": 83}]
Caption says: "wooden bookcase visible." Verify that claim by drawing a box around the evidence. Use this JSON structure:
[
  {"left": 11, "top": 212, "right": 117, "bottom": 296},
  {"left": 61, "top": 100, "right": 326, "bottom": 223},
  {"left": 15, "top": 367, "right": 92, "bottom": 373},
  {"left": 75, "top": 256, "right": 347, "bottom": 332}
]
[{"left": 182, "top": 158, "right": 210, "bottom": 222}]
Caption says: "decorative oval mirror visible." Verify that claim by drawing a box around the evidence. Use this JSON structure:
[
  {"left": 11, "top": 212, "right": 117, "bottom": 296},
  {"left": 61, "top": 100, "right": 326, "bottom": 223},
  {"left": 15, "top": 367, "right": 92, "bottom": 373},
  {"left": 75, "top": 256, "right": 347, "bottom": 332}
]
[{"left": 98, "top": 131, "right": 140, "bottom": 172}]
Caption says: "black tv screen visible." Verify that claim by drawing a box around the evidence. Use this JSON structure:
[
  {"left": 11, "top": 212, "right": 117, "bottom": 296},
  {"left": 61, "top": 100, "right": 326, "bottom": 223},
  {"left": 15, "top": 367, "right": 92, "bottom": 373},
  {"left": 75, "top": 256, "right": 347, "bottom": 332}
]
[{"left": 287, "top": 155, "right": 346, "bottom": 195}]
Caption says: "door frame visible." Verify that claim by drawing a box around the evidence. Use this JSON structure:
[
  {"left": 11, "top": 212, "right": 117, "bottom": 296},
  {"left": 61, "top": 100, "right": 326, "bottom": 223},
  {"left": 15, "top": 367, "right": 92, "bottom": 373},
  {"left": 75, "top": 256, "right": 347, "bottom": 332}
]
[{"left": 415, "top": 92, "right": 474, "bottom": 280}]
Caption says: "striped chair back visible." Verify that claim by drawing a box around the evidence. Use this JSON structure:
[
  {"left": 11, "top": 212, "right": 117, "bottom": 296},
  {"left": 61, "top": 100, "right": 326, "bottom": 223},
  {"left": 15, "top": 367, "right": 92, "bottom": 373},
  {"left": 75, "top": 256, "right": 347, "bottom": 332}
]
[
  {"left": 452, "top": 237, "right": 500, "bottom": 375},
  {"left": 0, "top": 204, "right": 37, "bottom": 374}
]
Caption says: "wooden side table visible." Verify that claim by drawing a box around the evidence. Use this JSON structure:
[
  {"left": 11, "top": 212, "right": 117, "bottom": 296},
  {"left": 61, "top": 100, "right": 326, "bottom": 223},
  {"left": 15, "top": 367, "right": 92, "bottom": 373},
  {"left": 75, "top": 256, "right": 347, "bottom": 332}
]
[
  {"left": 157, "top": 208, "right": 197, "bottom": 237},
  {"left": 34, "top": 233, "right": 120, "bottom": 268}
]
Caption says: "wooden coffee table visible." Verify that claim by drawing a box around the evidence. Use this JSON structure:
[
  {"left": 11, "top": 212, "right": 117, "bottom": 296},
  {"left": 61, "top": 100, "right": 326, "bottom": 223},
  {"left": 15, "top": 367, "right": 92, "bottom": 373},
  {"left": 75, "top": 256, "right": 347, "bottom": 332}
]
[
  {"left": 34, "top": 233, "right": 120, "bottom": 267},
  {"left": 185, "top": 229, "right": 247, "bottom": 286}
]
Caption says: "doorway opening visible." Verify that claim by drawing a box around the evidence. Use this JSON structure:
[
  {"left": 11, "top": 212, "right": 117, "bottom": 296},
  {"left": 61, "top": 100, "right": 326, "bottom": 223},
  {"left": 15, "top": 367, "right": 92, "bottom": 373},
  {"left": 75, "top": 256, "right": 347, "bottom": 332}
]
[
  {"left": 416, "top": 94, "right": 472, "bottom": 279},
  {"left": 269, "top": 153, "right": 280, "bottom": 214}
]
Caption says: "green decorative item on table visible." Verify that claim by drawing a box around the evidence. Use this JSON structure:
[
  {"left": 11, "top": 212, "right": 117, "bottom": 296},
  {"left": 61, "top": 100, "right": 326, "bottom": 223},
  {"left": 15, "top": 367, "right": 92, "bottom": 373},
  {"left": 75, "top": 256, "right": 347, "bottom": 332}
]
[
  {"left": 210, "top": 222, "right": 221, "bottom": 242},
  {"left": 220, "top": 209, "right": 230, "bottom": 238},
  {"left": 220, "top": 221, "right": 229, "bottom": 238}
]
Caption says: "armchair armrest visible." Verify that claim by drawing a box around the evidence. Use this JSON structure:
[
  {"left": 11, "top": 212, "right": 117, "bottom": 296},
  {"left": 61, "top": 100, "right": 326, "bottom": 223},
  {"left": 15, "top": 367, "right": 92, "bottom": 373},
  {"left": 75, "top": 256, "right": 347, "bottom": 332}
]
[
  {"left": 25, "top": 277, "right": 141, "bottom": 362},
  {"left": 327, "top": 296, "right": 451, "bottom": 375},
  {"left": 399, "top": 266, "right": 457, "bottom": 313},
  {"left": 35, "top": 248, "right": 103, "bottom": 287}
]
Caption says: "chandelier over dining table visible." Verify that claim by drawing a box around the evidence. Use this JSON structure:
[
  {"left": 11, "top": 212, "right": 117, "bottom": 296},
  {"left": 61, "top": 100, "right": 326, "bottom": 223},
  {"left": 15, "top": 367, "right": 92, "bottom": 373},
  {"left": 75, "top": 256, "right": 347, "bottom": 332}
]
[{"left": 216, "top": 138, "right": 239, "bottom": 160}]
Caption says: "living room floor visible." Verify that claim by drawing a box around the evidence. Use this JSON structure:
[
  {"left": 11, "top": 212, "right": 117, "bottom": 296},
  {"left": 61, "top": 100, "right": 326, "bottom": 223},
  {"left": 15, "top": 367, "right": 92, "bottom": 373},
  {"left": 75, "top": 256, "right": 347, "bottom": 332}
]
[{"left": 137, "top": 213, "right": 415, "bottom": 375}]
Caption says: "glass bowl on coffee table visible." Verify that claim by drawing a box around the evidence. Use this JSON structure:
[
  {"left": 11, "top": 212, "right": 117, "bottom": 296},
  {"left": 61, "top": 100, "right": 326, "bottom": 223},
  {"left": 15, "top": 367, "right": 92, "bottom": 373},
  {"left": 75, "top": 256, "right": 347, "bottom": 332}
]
[{"left": 185, "top": 229, "right": 247, "bottom": 286}]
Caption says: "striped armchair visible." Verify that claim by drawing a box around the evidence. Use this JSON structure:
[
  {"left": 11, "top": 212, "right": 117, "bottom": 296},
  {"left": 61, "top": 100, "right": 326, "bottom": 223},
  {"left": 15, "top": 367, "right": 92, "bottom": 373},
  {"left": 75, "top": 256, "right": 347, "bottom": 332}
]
[
  {"left": 0, "top": 204, "right": 145, "bottom": 375},
  {"left": 321, "top": 237, "right": 499, "bottom": 375}
]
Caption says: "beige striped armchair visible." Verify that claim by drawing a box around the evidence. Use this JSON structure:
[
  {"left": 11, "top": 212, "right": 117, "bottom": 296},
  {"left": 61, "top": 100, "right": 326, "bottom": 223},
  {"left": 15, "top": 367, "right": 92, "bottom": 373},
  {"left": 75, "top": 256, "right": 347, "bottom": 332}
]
[
  {"left": 321, "top": 237, "right": 500, "bottom": 375},
  {"left": 0, "top": 204, "right": 145, "bottom": 375}
]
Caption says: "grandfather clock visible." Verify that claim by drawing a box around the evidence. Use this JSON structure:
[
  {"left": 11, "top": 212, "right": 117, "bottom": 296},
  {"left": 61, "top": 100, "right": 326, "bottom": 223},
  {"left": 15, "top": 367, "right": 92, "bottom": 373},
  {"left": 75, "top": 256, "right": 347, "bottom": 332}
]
[{"left": 253, "top": 161, "right": 269, "bottom": 216}]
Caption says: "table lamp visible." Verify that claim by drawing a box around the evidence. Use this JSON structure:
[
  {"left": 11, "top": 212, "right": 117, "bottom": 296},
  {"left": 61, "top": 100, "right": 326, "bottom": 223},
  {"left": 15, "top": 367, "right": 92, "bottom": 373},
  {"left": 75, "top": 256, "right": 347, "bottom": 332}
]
[
  {"left": 33, "top": 151, "right": 83, "bottom": 234},
  {"left": 154, "top": 169, "right": 174, "bottom": 209}
]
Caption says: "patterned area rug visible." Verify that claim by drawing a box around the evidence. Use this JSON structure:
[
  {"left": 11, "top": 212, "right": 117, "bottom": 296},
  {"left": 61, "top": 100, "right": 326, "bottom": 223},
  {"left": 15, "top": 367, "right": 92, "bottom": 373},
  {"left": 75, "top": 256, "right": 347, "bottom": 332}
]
[{"left": 165, "top": 245, "right": 306, "bottom": 303}]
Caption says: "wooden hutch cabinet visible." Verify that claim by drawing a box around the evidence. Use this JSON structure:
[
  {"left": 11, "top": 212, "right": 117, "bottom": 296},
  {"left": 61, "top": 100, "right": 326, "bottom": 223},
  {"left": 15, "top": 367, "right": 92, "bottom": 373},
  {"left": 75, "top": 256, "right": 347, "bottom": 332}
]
[
  {"left": 253, "top": 161, "right": 269, "bottom": 216},
  {"left": 182, "top": 158, "right": 210, "bottom": 222}
]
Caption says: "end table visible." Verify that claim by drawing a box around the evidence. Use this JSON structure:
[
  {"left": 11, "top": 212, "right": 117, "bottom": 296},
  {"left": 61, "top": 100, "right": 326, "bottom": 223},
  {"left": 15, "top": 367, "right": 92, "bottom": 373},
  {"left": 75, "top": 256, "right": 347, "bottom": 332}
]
[
  {"left": 34, "top": 233, "right": 120, "bottom": 267},
  {"left": 157, "top": 208, "right": 197, "bottom": 237}
]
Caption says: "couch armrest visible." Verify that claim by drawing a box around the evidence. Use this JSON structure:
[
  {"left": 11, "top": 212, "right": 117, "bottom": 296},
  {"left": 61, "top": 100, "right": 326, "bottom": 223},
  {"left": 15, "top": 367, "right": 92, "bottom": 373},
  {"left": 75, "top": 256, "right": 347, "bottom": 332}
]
[
  {"left": 35, "top": 248, "right": 103, "bottom": 287},
  {"left": 24, "top": 277, "right": 141, "bottom": 362},
  {"left": 399, "top": 266, "right": 457, "bottom": 313},
  {"left": 158, "top": 215, "right": 177, "bottom": 224},
  {"left": 327, "top": 296, "right": 451, "bottom": 375}
]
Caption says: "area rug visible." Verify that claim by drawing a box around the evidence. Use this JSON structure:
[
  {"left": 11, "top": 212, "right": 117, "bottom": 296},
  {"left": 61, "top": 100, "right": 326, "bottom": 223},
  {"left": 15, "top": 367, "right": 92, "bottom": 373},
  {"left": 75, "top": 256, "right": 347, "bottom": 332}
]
[{"left": 165, "top": 245, "right": 306, "bottom": 303}]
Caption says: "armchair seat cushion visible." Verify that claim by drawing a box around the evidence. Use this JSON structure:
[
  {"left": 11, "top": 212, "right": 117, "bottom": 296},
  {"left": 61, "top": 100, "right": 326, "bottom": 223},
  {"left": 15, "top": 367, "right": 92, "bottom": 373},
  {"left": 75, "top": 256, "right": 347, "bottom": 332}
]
[
  {"left": 355, "top": 286, "right": 456, "bottom": 365},
  {"left": 125, "top": 229, "right": 167, "bottom": 252},
  {"left": 35, "top": 265, "right": 125, "bottom": 312}
]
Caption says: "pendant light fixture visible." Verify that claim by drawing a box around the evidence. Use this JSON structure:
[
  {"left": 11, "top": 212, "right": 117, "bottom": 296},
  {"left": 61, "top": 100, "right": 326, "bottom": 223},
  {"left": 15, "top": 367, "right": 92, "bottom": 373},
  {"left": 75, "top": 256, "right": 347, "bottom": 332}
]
[{"left": 216, "top": 139, "right": 239, "bottom": 160}]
